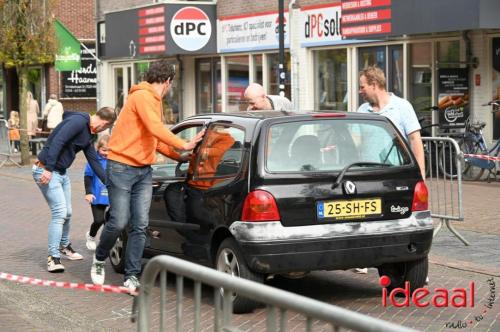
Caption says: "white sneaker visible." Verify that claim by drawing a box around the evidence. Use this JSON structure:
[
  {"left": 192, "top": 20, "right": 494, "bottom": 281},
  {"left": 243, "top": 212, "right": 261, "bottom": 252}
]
[
  {"left": 425, "top": 276, "right": 429, "bottom": 285},
  {"left": 354, "top": 268, "right": 368, "bottom": 274},
  {"left": 124, "top": 276, "right": 140, "bottom": 294},
  {"left": 59, "top": 244, "right": 83, "bottom": 260},
  {"left": 47, "top": 256, "right": 65, "bottom": 273},
  {"left": 86, "top": 231, "right": 96, "bottom": 251},
  {"left": 91, "top": 255, "right": 106, "bottom": 285}
]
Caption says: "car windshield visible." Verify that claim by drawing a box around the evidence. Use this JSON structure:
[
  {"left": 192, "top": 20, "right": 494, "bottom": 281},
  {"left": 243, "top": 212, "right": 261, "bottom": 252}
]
[{"left": 265, "top": 119, "right": 412, "bottom": 172}]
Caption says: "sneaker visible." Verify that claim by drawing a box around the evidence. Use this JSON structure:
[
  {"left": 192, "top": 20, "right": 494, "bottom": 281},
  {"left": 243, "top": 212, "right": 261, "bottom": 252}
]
[
  {"left": 85, "top": 231, "right": 97, "bottom": 251},
  {"left": 47, "top": 256, "right": 65, "bottom": 273},
  {"left": 91, "top": 255, "right": 105, "bottom": 285},
  {"left": 59, "top": 243, "right": 84, "bottom": 260},
  {"left": 124, "top": 276, "right": 140, "bottom": 294},
  {"left": 354, "top": 268, "right": 368, "bottom": 274}
]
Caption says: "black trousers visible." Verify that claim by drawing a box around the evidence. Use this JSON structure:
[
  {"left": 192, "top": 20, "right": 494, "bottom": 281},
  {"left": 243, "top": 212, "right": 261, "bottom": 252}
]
[{"left": 89, "top": 204, "right": 108, "bottom": 237}]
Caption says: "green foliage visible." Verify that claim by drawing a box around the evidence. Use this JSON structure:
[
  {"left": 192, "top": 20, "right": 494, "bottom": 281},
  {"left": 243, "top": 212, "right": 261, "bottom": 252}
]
[{"left": 0, "top": 0, "right": 57, "bottom": 68}]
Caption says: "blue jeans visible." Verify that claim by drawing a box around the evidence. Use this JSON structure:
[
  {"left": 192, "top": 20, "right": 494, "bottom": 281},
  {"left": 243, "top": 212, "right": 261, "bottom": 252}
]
[
  {"left": 32, "top": 166, "right": 72, "bottom": 258},
  {"left": 95, "top": 160, "right": 152, "bottom": 279}
]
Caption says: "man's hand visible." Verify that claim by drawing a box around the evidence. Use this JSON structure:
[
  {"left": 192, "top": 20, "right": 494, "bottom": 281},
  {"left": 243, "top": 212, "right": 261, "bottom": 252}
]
[
  {"left": 85, "top": 194, "right": 95, "bottom": 203},
  {"left": 38, "top": 169, "right": 53, "bottom": 185},
  {"left": 182, "top": 129, "right": 206, "bottom": 151}
]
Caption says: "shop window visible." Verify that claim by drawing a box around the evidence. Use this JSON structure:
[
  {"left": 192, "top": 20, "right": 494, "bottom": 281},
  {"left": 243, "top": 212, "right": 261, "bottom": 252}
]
[
  {"left": 196, "top": 58, "right": 221, "bottom": 113},
  {"left": 388, "top": 45, "right": 403, "bottom": 97},
  {"left": 226, "top": 55, "right": 249, "bottom": 112},
  {"left": 437, "top": 40, "right": 460, "bottom": 68},
  {"left": 409, "top": 42, "right": 433, "bottom": 126},
  {"left": 268, "top": 53, "right": 291, "bottom": 98},
  {"left": 315, "top": 49, "right": 348, "bottom": 111},
  {"left": 358, "top": 46, "right": 386, "bottom": 72},
  {"left": 252, "top": 54, "right": 263, "bottom": 85}
]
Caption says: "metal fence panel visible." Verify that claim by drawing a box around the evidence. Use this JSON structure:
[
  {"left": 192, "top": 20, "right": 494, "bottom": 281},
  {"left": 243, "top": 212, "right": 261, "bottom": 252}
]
[
  {"left": 134, "top": 255, "right": 418, "bottom": 332},
  {"left": 422, "top": 136, "right": 467, "bottom": 245},
  {"left": 0, "top": 119, "right": 20, "bottom": 168}
]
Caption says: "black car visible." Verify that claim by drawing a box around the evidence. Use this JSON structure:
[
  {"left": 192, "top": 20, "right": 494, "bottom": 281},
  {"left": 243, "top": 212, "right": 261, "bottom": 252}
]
[{"left": 110, "top": 111, "right": 433, "bottom": 313}]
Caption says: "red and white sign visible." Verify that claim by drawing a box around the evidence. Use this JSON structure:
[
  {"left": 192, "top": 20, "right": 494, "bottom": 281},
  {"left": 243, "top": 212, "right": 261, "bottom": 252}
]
[
  {"left": 342, "top": 22, "right": 391, "bottom": 36},
  {"left": 170, "top": 6, "right": 212, "bottom": 51},
  {"left": 342, "top": 8, "right": 391, "bottom": 24},
  {"left": 301, "top": 4, "right": 342, "bottom": 47},
  {"left": 342, "top": 0, "right": 391, "bottom": 11},
  {"left": 137, "top": 5, "right": 167, "bottom": 55}
]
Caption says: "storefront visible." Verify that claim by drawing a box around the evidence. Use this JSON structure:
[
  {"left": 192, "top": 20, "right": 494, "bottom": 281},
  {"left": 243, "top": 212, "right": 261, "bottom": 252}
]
[{"left": 97, "top": 0, "right": 500, "bottom": 142}]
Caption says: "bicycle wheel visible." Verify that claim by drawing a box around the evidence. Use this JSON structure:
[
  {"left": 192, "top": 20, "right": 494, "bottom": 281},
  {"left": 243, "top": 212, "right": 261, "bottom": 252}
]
[
  {"left": 438, "top": 140, "right": 460, "bottom": 179},
  {"left": 462, "top": 140, "right": 485, "bottom": 181}
]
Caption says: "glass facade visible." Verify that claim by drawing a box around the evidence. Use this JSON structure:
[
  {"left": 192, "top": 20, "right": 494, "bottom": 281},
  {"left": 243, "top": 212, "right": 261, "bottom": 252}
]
[
  {"left": 315, "top": 49, "right": 348, "bottom": 111},
  {"left": 268, "top": 53, "right": 291, "bottom": 98},
  {"left": 196, "top": 58, "right": 221, "bottom": 114},
  {"left": 409, "top": 42, "right": 433, "bottom": 127},
  {"left": 226, "top": 55, "right": 249, "bottom": 112}
]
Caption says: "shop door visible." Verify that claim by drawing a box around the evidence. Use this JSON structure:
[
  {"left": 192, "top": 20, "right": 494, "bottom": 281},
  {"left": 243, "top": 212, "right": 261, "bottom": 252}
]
[
  {"left": 112, "top": 65, "right": 132, "bottom": 115},
  {"left": 358, "top": 45, "right": 404, "bottom": 104},
  {"left": 196, "top": 58, "right": 221, "bottom": 113}
]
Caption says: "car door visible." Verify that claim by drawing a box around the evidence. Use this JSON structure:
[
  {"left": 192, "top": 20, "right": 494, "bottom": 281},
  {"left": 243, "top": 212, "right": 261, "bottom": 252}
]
[{"left": 148, "top": 122, "right": 206, "bottom": 254}]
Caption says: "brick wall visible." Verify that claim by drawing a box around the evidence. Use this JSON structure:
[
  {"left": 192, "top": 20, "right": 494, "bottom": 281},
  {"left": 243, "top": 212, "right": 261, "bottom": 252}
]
[
  {"left": 217, "top": 0, "right": 339, "bottom": 17},
  {"left": 46, "top": 0, "right": 96, "bottom": 113}
]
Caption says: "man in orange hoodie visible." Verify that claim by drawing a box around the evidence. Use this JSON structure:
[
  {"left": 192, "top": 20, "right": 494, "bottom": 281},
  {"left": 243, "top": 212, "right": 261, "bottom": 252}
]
[{"left": 91, "top": 59, "right": 203, "bottom": 292}]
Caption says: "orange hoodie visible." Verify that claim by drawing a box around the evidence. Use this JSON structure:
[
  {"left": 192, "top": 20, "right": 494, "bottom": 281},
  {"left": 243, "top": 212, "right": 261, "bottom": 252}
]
[{"left": 108, "top": 82, "right": 185, "bottom": 166}]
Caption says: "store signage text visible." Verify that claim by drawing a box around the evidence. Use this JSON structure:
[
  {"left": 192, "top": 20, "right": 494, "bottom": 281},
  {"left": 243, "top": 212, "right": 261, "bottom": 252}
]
[
  {"left": 341, "top": 0, "right": 392, "bottom": 38},
  {"left": 171, "top": 6, "right": 212, "bottom": 52},
  {"left": 137, "top": 5, "right": 166, "bottom": 55},
  {"left": 342, "top": 0, "right": 391, "bottom": 11},
  {"left": 61, "top": 43, "right": 96, "bottom": 98},
  {"left": 218, "top": 11, "right": 289, "bottom": 53},
  {"left": 301, "top": 4, "right": 342, "bottom": 47}
]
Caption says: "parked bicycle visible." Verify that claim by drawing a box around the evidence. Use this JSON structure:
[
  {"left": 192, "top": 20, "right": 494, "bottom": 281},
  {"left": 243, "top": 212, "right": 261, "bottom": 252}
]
[
  {"left": 460, "top": 100, "right": 500, "bottom": 181},
  {"left": 437, "top": 100, "right": 500, "bottom": 181}
]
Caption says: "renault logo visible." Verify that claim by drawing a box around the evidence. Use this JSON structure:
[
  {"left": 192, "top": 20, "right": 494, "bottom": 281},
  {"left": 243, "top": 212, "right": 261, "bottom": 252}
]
[{"left": 343, "top": 181, "right": 356, "bottom": 195}]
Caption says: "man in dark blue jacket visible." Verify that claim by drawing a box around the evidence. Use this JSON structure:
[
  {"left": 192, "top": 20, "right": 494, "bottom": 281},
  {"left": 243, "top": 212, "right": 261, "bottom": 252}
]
[{"left": 32, "top": 107, "right": 116, "bottom": 273}]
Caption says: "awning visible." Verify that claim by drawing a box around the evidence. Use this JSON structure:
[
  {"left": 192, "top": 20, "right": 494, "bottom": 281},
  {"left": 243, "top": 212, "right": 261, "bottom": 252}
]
[{"left": 54, "top": 20, "right": 81, "bottom": 71}]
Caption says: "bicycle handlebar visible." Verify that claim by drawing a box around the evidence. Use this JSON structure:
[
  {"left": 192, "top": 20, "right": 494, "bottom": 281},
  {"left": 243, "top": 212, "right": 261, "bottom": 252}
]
[{"left": 481, "top": 100, "right": 500, "bottom": 106}]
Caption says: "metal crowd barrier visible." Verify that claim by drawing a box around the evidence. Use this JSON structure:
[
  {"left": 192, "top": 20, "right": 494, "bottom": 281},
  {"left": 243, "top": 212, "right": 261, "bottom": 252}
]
[
  {"left": 422, "top": 136, "right": 467, "bottom": 245},
  {"left": 0, "top": 119, "right": 21, "bottom": 168},
  {"left": 133, "top": 255, "right": 417, "bottom": 332}
]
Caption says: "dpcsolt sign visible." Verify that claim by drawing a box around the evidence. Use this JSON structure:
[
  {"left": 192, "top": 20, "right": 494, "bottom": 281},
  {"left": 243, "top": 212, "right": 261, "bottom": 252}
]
[
  {"left": 61, "top": 43, "right": 97, "bottom": 98},
  {"left": 301, "top": 4, "right": 342, "bottom": 47},
  {"left": 218, "top": 11, "right": 289, "bottom": 53},
  {"left": 104, "top": 3, "right": 216, "bottom": 58}
]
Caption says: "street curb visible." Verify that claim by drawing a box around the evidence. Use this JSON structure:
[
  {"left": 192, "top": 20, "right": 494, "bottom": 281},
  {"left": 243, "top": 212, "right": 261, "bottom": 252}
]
[{"left": 430, "top": 253, "right": 500, "bottom": 277}]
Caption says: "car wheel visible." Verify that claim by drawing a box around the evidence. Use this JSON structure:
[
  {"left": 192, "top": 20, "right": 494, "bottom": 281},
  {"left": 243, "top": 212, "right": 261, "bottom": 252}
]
[
  {"left": 377, "top": 256, "right": 428, "bottom": 292},
  {"left": 215, "top": 238, "right": 263, "bottom": 314},
  {"left": 109, "top": 231, "right": 127, "bottom": 274}
]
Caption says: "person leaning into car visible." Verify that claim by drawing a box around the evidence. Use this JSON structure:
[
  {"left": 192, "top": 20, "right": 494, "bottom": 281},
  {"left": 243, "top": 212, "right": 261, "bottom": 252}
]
[
  {"left": 244, "top": 83, "right": 294, "bottom": 111},
  {"left": 33, "top": 107, "right": 116, "bottom": 273},
  {"left": 357, "top": 66, "right": 425, "bottom": 179},
  {"left": 90, "top": 59, "right": 204, "bottom": 293}
]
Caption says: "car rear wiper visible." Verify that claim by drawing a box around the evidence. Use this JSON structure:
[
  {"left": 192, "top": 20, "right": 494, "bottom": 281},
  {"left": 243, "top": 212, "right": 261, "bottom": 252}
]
[{"left": 332, "top": 162, "right": 391, "bottom": 190}]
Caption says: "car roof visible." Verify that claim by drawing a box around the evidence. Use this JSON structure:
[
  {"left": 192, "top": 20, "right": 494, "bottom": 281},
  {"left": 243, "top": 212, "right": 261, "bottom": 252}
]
[{"left": 186, "top": 111, "right": 388, "bottom": 123}]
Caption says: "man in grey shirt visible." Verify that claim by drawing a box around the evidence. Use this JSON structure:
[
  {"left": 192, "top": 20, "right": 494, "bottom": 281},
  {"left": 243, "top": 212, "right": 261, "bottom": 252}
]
[{"left": 244, "top": 83, "right": 294, "bottom": 111}]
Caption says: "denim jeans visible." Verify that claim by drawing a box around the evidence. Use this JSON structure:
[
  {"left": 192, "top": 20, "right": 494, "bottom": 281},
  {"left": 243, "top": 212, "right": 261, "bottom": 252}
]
[
  {"left": 95, "top": 160, "right": 152, "bottom": 279},
  {"left": 32, "top": 166, "right": 72, "bottom": 258}
]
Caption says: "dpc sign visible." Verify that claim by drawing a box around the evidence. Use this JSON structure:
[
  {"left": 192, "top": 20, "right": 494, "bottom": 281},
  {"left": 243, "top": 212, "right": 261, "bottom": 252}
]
[
  {"left": 104, "top": 3, "right": 216, "bottom": 58},
  {"left": 171, "top": 7, "right": 212, "bottom": 51}
]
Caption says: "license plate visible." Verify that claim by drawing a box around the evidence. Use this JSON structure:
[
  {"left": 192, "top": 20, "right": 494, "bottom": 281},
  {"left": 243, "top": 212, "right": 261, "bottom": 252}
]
[{"left": 317, "top": 198, "right": 382, "bottom": 220}]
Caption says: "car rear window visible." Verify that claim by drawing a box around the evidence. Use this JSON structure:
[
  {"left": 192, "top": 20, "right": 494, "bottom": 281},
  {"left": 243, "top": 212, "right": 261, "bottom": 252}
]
[{"left": 265, "top": 119, "right": 412, "bottom": 172}]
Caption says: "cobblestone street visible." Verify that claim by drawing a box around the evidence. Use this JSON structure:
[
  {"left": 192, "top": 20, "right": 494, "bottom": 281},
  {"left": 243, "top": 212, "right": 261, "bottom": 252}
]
[{"left": 0, "top": 156, "right": 498, "bottom": 331}]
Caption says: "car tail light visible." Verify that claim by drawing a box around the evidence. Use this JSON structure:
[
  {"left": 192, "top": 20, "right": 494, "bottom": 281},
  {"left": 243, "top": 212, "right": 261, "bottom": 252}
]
[
  {"left": 412, "top": 181, "right": 429, "bottom": 211},
  {"left": 241, "top": 190, "right": 280, "bottom": 222}
]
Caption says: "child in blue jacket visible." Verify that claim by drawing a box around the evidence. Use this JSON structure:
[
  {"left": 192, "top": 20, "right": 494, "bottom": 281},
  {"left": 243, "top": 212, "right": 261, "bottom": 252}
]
[{"left": 84, "top": 135, "right": 110, "bottom": 250}]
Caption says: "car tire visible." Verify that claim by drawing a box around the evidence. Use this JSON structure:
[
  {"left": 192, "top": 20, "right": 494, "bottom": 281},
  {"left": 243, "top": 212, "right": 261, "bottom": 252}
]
[
  {"left": 109, "top": 231, "right": 127, "bottom": 274},
  {"left": 377, "top": 256, "right": 428, "bottom": 293},
  {"left": 215, "top": 238, "right": 263, "bottom": 314}
]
